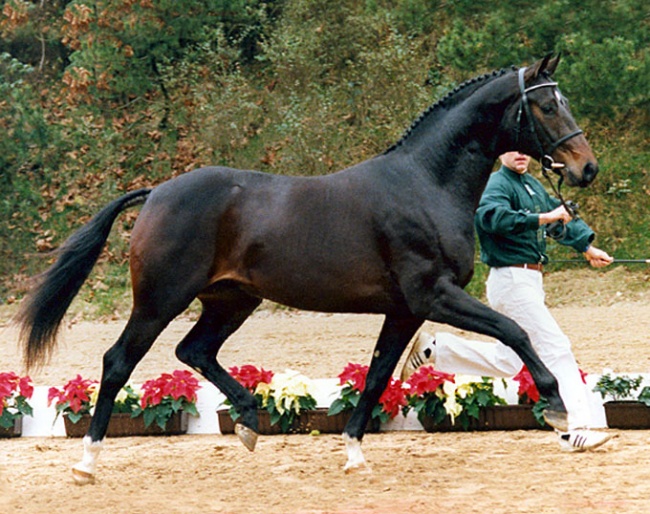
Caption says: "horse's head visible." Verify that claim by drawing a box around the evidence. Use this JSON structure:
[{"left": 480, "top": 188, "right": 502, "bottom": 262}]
[{"left": 505, "top": 54, "right": 598, "bottom": 187}]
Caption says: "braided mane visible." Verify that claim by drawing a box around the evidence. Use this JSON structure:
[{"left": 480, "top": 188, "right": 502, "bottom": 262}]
[{"left": 383, "top": 66, "right": 517, "bottom": 155}]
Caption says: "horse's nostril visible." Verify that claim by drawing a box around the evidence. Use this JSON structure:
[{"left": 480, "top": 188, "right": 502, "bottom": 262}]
[{"left": 584, "top": 162, "right": 598, "bottom": 183}]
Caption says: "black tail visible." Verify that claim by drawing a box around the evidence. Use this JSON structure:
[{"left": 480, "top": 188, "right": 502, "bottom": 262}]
[{"left": 16, "top": 188, "right": 152, "bottom": 369}]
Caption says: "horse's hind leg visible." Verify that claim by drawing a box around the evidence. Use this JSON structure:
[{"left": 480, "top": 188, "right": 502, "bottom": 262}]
[
  {"left": 175, "top": 286, "right": 262, "bottom": 451},
  {"left": 71, "top": 313, "right": 175, "bottom": 484},
  {"left": 343, "top": 315, "right": 422, "bottom": 473}
]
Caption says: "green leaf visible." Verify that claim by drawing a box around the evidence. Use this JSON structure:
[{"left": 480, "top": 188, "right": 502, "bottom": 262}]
[
  {"left": 465, "top": 403, "right": 480, "bottom": 420},
  {"left": 637, "top": 386, "right": 650, "bottom": 407},
  {"left": 67, "top": 412, "right": 83, "bottom": 424},
  {"left": 155, "top": 413, "right": 168, "bottom": 430},
  {"left": 0, "top": 410, "right": 16, "bottom": 429},
  {"left": 16, "top": 396, "right": 33, "bottom": 417},
  {"left": 532, "top": 397, "right": 550, "bottom": 426},
  {"left": 328, "top": 399, "right": 350, "bottom": 416},
  {"left": 183, "top": 403, "right": 199, "bottom": 417},
  {"left": 143, "top": 409, "right": 156, "bottom": 428}
]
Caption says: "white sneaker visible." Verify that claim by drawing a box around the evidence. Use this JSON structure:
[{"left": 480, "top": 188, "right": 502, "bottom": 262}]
[
  {"left": 558, "top": 429, "right": 614, "bottom": 452},
  {"left": 400, "top": 332, "right": 436, "bottom": 381}
]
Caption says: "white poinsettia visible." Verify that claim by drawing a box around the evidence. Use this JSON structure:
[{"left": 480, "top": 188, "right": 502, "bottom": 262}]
[
  {"left": 88, "top": 383, "right": 142, "bottom": 415},
  {"left": 441, "top": 375, "right": 484, "bottom": 423},
  {"left": 116, "top": 384, "right": 139, "bottom": 405},
  {"left": 255, "top": 369, "right": 317, "bottom": 415},
  {"left": 88, "top": 383, "right": 100, "bottom": 407}
]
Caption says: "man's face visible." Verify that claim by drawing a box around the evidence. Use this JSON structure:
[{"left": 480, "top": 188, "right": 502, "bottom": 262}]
[{"left": 500, "top": 152, "right": 530, "bottom": 174}]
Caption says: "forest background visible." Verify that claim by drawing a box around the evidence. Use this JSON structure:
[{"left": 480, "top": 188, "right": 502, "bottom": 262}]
[{"left": 1, "top": 0, "right": 648, "bottom": 315}]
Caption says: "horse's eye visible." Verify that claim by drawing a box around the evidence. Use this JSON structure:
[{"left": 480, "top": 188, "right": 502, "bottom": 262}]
[{"left": 540, "top": 103, "right": 555, "bottom": 115}]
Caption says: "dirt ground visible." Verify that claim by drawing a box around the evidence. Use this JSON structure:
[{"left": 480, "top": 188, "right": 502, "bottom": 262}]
[{"left": 1, "top": 269, "right": 650, "bottom": 513}]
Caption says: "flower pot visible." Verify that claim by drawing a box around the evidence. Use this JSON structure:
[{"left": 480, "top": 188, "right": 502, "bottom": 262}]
[
  {"left": 0, "top": 416, "right": 23, "bottom": 438},
  {"left": 300, "top": 408, "right": 380, "bottom": 434},
  {"left": 63, "top": 411, "right": 189, "bottom": 438},
  {"left": 420, "top": 411, "right": 486, "bottom": 432},
  {"left": 217, "top": 409, "right": 305, "bottom": 435},
  {"left": 603, "top": 401, "right": 650, "bottom": 429},
  {"left": 217, "top": 408, "right": 379, "bottom": 435},
  {"left": 420, "top": 405, "right": 550, "bottom": 432},
  {"left": 481, "top": 405, "right": 551, "bottom": 431}
]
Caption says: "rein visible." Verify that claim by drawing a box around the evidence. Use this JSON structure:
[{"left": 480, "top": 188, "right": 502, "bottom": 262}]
[{"left": 516, "top": 67, "right": 583, "bottom": 220}]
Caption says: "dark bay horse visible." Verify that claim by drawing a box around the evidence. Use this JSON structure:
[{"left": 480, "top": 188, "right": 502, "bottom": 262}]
[{"left": 17, "top": 55, "right": 598, "bottom": 482}]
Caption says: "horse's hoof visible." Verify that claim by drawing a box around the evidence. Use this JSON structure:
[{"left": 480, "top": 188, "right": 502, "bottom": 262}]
[
  {"left": 344, "top": 460, "right": 372, "bottom": 475},
  {"left": 235, "top": 423, "right": 258, "bottom": 452},
  {"left": 543, "top": 409, "right": 569, "bottom": 432},
  {"left": 71, "top": 466, "right": 95, "bottom": 485}
]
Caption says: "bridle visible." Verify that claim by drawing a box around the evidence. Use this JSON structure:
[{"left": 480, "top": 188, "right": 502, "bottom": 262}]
[{"left": 515, "top": 66, "right": 584, "bottom": 220}]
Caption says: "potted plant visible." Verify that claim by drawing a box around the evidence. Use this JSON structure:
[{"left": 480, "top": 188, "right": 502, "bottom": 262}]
[
  {"left": 49, "top": 370, "right": 200, "bottom": 437},
  {"left": 511, "top": 366, "right": 551, "bottom": 429},
  {"left": 325, "top": 362, "right": 406, "bottom": 433},
  {"left": 406, "top": 366, "right": 530, "bottom": 431},
  {"left": 403, "top": 365, "right": 457, "bottom": 431},
  {"left": 134, "top": 369, "right": 201, "bottom": 430},
  {"left": 255, "top": 369, "right": 318, "bottom": 433},
  {"left": 219, "top": 366, "right": 318, "bottom": 434},
  {"left": 451, "top": 375, "right": 508, "bottom": 430},
  {"left": 0, "top": 372, "right": 34, "bottom": 437},
  {"left": 218, "top": 364, "right": 274, "bottom": 434},
  {"left": 48, "top": 374, "right": 97, "bottom": 427},
  {"left": 593, "top": 372, "right": 650, "bottom": 429}
]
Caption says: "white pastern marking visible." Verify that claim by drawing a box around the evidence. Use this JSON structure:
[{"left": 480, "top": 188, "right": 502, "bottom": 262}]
[
  {"left": 72, "top": 435, "right": 104, "bottom": 477},
  {"left": 342, "top": 433, "right": 366, "bottom": 471}
]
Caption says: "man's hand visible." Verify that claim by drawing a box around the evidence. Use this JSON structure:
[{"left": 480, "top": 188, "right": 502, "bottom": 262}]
[
  {"left": 584, "top": 246, "right": 614, "bottom": 268},
  {"left": 539, "top": 205, "right": 572, "bottom": 226}
]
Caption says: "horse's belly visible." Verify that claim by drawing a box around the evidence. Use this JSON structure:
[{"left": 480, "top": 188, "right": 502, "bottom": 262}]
[{"left": 212, "top": 262, "right": 396, "bottom": 314}]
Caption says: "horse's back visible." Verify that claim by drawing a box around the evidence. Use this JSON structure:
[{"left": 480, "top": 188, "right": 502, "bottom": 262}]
[{"left": 129, "top": 165, "right": 398, "bottom": 312}]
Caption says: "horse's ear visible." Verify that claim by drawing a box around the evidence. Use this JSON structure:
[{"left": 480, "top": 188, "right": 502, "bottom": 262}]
[
  {"left": 544, "top": 53, "right": 561, "bottom": 76},
  {"left": 524, "top": 53, "right": 560, "bottom": 81}
]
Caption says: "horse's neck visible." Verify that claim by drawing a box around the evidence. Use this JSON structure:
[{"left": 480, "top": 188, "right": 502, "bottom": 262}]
[{"left": 397, "top": 77, "right": 516, "bottom": 203}]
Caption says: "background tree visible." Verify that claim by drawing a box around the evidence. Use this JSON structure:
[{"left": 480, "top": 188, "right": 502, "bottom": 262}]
[{"left": 1, "top": 0, "right": 648, "bottom": 305}]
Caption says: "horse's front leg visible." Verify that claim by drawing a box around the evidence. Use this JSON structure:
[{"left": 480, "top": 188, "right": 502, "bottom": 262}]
[
  {"left": 343, "top": 316, "right": 421, "bottom": 473},
  {"left": 422, "top": 277, "right": 568, "bottom": 431}
]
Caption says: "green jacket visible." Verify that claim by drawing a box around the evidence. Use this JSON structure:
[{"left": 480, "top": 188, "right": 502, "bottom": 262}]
[{"left": 474, "top": 165, "right": 594, "bottom": 267}]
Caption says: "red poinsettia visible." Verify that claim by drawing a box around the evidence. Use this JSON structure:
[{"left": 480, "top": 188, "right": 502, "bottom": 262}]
[
  {"left": 513, "top": 366, "right": 539, "bottom": 404},
  {"left": 404, "top": 365, "right": 456, "bottom": 426},
  {"left": 137, "top": 370, "right": 201, "bottom": 429},
  {"left": 229, "top": 364, "right": 274, "bottom": 392},
  {"left": 48, "top": 374, "right": 98, "bottom": 419},
  {"left": 337, "top": 362, "right": 368, "bottom": 392},
  {"left": 0, "top": 372, "right": 34, "bottom": 428},
  {"left": 329, "top": 362, "right": 407, "bottom": 422},
  {"left": 406, "top": 365, "right": 455, "bottom": 396},
  {"left": 514, "top": 365, "right": 587, "bottom": 405},
  {"left": 377, "top": 376, "right": 408, "bottom": 420},
  {"left": 140, "top": 369, "right": 201, "bottom": 408}
]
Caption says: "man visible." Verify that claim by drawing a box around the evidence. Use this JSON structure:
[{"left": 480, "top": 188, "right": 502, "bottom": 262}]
[{"left": 401, "top": 151, "right": 614, "bottom": 452}]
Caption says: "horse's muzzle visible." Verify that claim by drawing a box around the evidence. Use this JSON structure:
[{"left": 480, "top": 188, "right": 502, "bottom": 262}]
[{"left": 579, "top": 161, "right": 599, "bottom": 187}]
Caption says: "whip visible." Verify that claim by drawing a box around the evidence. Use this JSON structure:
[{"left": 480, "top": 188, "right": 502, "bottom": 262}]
[{"left": 550, "top": 259, "right": 650, "bottom": 265}]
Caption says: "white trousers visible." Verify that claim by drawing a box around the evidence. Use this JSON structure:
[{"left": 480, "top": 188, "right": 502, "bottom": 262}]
[{"left": 435, "top": 267, "right": 593, "bottom": 430}]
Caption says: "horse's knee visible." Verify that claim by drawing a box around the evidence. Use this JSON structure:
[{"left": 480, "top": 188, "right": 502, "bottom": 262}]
[{"left": 174, "top": 341, "right": 194, "bottom": 367}]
